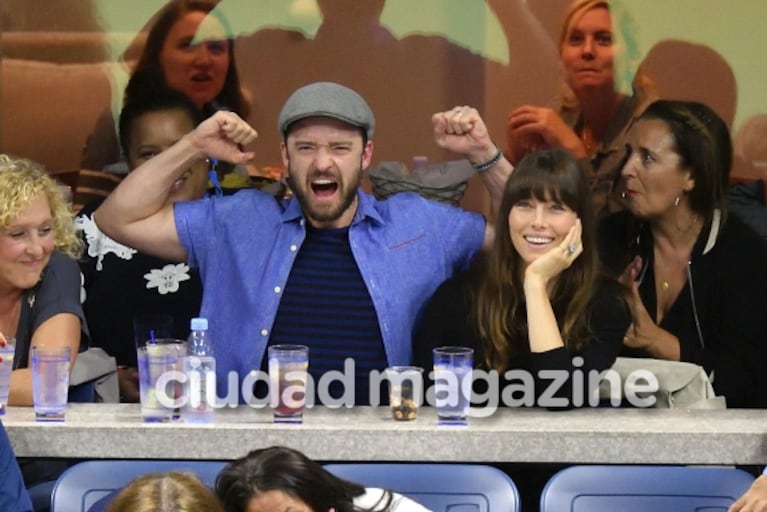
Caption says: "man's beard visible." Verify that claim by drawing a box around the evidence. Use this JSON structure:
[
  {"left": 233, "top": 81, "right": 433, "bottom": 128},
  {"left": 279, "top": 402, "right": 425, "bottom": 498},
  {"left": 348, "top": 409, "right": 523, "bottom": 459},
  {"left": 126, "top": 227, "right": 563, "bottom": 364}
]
[{"left": 286, "top": 165, "right": 361, "bottom": 225}]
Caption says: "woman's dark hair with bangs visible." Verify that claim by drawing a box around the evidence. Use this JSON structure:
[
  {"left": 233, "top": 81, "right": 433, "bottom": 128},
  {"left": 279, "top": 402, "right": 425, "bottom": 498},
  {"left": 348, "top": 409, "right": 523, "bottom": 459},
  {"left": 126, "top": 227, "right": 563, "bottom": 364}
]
[
  {"left": 474, "top": 148, "right": 599, "bottom": 371},
  {"left": 638, "top": 100, "right": 731, "bottom": 221}
]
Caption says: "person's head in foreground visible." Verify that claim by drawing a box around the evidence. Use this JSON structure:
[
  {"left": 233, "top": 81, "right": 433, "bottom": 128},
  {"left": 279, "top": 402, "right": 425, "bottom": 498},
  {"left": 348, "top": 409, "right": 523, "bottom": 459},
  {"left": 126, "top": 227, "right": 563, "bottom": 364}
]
[
  {"left": 106, "top": 471, "right": 224, "bottom": 512},
  {"left": 215, "top": 446, "right": 401, "bottom": 512},
  {"left": 277, "top": 81, "right": 375, "bottom": 229}
]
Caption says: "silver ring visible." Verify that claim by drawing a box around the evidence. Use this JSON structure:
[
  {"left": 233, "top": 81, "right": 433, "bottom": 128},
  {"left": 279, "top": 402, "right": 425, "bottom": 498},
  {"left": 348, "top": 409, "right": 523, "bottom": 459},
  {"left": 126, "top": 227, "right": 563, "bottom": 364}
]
[
  {"left": 456, "top": 109, "right": 464, "bottom": 117},
  {"left": 566, "top": 244, "right": 577, "bottom": 255}
]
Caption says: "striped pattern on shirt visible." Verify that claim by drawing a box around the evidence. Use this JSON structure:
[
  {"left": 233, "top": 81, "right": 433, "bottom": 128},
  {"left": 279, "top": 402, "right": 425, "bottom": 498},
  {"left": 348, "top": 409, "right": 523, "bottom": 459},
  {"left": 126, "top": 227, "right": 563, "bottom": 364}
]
[{"left": 268, "top": 225, "right": 387, "bottom": 406}]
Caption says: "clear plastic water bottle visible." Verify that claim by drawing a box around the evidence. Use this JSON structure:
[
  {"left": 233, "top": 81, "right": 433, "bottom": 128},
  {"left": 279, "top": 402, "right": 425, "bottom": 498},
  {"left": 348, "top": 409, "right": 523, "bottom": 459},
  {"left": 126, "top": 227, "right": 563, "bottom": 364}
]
[{"left": 183, "top": 317, "right": 216, "bottom": 423}]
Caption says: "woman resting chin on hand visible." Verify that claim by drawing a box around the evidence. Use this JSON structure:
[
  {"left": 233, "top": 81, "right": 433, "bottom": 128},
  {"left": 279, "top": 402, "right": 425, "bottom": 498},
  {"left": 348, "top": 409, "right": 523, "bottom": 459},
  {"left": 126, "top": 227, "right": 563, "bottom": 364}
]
[{"left": 414, "top": 147, "right": 630, "bottom": 409}]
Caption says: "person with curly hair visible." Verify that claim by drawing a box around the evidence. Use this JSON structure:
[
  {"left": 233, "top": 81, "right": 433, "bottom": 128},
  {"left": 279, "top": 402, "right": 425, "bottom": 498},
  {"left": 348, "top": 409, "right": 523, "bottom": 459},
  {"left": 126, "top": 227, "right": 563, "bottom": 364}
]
[{"left": 0, "top": 154, "right": 87, "bottom": 406}]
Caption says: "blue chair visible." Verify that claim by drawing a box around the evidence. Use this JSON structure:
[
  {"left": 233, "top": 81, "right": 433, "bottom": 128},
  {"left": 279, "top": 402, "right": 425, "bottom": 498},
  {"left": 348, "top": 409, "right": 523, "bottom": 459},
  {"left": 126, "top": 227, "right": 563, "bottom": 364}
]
[
  {"left": 540, "top": 465, "right": 756, "bottom": 511},
  {"left": 324, "top": 463, "right": 520, "bottom": 512},
  {"left": 50, "top": 460, "right": 227, "bottom": 512}
]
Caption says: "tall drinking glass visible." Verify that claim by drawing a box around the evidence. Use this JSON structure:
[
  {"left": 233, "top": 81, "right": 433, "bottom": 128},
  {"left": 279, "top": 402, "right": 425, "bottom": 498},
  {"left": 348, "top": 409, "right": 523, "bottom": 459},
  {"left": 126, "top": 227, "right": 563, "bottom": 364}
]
[
  {"left": 0, "top": 337, "right": 16, "bottom": 415},
  {"left": 432, "top": 346, "right": 473, "bottom": 425},
  {"left": 31, "top": 345, "right": 72, "bottom": 421},
  {"left": 268, "top": 345, "right": 309, "bottom": 423},
  {"left": 136, "top": 338, "right": 186, "bottom": 423}
]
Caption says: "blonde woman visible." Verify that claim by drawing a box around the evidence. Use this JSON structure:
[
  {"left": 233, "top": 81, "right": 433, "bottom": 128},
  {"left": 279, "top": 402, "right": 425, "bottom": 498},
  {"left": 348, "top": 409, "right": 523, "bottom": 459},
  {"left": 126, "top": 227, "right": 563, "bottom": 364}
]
[
  {"left": 106, "top": 472, "right": 224, "bottom": 512},
  {"left": 506, "top": 0, "right": 655, "bottom": 217},
  {"left": 0, "top": 155, "right": 86, "bottom": 405}
]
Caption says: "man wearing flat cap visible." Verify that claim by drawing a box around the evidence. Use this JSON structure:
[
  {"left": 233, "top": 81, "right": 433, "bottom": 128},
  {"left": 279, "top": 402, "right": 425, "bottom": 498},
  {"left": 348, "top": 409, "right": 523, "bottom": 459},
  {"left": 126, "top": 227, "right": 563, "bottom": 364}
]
[{"left": 95, "top": 81, "right": 511, "bottom": 405}]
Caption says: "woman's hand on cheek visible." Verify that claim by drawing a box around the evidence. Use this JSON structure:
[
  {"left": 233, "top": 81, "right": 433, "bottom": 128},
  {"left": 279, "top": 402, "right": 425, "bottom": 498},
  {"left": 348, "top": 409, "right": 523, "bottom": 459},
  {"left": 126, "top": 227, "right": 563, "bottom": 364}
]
[{"left": 524, "top": 218, "right": 582, "bottom": 288}]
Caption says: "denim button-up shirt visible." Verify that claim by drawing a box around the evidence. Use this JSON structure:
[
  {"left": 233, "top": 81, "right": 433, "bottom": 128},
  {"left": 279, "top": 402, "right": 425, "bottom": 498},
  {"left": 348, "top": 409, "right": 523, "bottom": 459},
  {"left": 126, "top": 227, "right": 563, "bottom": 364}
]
[{"left": 176, "top": 189, "right": 485, "bottom": 400}]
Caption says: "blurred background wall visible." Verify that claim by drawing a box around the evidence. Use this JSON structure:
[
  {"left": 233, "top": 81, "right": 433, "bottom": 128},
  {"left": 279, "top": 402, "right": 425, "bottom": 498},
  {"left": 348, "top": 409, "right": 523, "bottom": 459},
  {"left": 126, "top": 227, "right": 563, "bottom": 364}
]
[{"left": 1, "top": 0, "right": 764, "bottom": 214}]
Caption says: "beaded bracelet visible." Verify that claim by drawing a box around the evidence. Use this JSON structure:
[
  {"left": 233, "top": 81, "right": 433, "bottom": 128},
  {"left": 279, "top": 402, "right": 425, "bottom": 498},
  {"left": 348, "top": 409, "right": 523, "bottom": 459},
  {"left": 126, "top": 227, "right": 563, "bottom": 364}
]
[{"left": 471, "top": 145, "right": 503, "bottom": 172}]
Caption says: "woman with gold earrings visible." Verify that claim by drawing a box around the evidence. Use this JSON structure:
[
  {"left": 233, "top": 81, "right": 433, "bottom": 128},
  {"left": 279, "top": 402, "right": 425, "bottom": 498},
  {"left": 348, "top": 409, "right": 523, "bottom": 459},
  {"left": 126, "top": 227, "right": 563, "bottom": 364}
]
[{"left": 599, "top": 99, "right": 767, "bottom": 408}]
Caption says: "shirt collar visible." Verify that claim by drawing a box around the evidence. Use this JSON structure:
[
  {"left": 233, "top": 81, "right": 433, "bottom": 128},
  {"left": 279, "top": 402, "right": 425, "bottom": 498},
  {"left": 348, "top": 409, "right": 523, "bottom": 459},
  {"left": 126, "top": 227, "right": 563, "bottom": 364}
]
[
  {"left": 279, "top": 189, "right": 385, "bottom": 227},
  {"left": 699, "top": 208, "right": 722, "bottom": 256}
]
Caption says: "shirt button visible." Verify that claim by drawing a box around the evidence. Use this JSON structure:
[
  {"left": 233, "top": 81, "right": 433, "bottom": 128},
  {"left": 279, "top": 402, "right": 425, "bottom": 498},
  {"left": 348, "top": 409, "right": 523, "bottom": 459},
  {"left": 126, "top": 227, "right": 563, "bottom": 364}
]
[
  {"left": 260, "top": 329, "right": 268, "bottom": 336},
  {"left": 290, "top": 245, "right": 297, "bottom": 252},
  {"left": 274, "top": 286, "right": 281, "bottom": 293}
]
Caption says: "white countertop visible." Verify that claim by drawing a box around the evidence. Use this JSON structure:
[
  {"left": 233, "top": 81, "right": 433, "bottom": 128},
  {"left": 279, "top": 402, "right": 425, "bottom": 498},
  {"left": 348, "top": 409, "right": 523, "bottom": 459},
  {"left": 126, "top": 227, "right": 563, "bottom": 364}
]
[{"left": 3, "top": 404, "right": 767, "bottom": 464}]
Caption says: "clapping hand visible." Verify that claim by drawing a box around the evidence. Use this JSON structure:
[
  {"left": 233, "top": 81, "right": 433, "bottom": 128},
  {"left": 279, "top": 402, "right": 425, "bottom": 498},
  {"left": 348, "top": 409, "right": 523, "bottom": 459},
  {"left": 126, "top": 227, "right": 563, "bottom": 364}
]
[
  {"left": 507, "top": 106, "right": 587, "bottom": 159},
  {"left": 619, "top": 256, "right": 661, "bottom": 350}
]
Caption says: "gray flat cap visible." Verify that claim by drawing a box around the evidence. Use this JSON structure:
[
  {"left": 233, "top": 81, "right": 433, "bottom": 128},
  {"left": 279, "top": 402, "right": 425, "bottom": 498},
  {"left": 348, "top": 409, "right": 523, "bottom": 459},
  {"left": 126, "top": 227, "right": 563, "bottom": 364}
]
[{"left": 278, "top": 81, "right": 375, "bottom": 139}]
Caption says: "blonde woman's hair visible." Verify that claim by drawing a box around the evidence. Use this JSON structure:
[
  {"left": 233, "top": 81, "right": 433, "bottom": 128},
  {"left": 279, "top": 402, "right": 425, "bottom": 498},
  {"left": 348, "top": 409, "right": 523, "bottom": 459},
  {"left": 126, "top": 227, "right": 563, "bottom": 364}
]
[
  {"left": 106, "top": 471, "right": 224, "bottom": 512},
  {"left": 0, "top": 154, "right": 82, "bottom": 259}
]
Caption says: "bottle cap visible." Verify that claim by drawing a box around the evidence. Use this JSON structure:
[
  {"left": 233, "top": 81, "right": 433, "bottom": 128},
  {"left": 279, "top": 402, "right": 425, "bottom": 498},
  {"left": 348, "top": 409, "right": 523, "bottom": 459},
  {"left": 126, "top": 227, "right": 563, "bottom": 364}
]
[
  {"left": 190, "top": 317, "right": 208, "bottom": 331},
  {"left": 411, "top": 155, "right": 428, "bottom": 171}
]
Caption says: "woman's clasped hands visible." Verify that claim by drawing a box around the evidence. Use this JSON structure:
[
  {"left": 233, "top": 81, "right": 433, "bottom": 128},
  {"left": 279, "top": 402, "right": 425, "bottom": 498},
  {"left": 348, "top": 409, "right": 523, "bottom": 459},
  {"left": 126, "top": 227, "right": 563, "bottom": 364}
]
[{"left": 507, "top": 106, "right": 588, "bottom": 164}]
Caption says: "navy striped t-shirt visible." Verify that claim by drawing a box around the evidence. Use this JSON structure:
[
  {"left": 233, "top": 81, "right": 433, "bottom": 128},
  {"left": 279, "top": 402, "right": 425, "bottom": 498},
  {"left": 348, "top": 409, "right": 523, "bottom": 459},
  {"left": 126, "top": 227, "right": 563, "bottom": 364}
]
[{"left": 267, "top": 225, "right": 387, "bottom": 406}]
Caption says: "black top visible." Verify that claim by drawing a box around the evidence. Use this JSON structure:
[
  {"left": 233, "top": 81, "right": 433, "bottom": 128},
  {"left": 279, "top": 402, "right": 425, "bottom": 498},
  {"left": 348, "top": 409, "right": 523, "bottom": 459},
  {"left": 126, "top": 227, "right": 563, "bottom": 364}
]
[
  {"left": 413, "top": 270, "right": 630, "bottom": 408},
  {"left": 76, "top": 200, "right": 202, "bottom": 366},
  {"left": 14, "top": 252, "right": 89, "bottom": 370},
  {"left": 598, "top": 210, "right": 767, "bottom": 408}
]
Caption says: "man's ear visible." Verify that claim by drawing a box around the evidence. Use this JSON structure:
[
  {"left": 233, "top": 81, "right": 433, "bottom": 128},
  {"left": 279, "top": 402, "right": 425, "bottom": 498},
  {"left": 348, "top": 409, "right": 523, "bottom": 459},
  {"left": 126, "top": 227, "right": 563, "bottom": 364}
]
[
  {"left": 361, "top": 140, "right": 374, "bottom": 171},
  {"left": 280, "top": 142, "right": 290, "bottom": 170}
]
